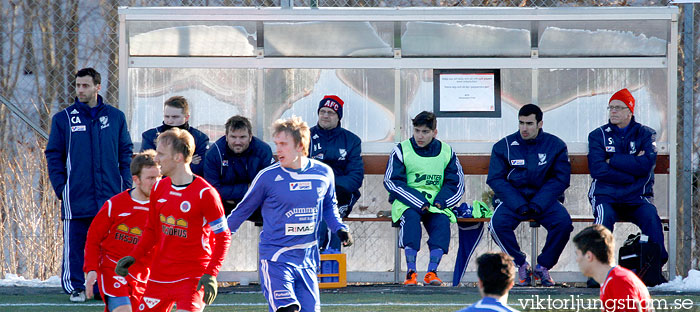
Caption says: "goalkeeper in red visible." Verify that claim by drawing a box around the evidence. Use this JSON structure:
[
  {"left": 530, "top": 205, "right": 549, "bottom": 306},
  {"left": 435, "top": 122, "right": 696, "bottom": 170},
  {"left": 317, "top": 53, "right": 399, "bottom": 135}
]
[
  {"left": 227, "top": 116, "right": 353, "bottom": 312},
  {"left": 116, "top": 128, "right": 231, "bottom": 312},
  {"left": 84, "top": 150, "right": 160, "bottom": 312}
]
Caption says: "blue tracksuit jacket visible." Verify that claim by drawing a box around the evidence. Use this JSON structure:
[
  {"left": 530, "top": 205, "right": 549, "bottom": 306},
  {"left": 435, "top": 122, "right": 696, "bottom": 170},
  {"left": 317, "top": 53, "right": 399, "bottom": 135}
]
[
  {"left": 45, "top": 95, "right": 133, "bottom": 219},
  {"left": 309, "top": 124, "right": 364, "bottom": 208},
  {"left": 227, "top": 160, "right": 348, "bottom": 269},
  {"left": 141, "top": 123, "right": 209, "bottom": 176},
  {"left": 203, "top": 135, "right": 274, "bottom": 202},
  {"left": 384, "top": 138, "right": 464, "bottom": 210},
  {"left": 486, "top": 130, "right": 570, "bottom": 210},
  {"left": 587, "top": 117, "right": 656, "bottom": 203}
]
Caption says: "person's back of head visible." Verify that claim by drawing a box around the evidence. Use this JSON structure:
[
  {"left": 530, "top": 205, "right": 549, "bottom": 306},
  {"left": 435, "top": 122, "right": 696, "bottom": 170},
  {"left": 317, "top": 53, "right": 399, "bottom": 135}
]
[
  {"left": 225, "top": 115, "right": 253, "bottom": 136},
  {"left": 518, "top": 104, "right": 543, "bottom": 122},
  {"left": 572, "top": 224, "right": 614, "bottom": 265},
  {"left": 412, "top": 111, "right": 437, "bottom": 130},
  {"left": 477, "top": 252, "right": 515, "bottom": 297},
  {"left": 75, "top": 67, "right": 101, "bottom": 86}
]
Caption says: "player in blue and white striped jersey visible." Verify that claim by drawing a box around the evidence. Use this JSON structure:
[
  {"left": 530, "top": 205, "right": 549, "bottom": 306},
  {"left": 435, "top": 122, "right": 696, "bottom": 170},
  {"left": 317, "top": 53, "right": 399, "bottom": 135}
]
[{"left": 227, "top": 116, "right": 353, "bottom": 312}]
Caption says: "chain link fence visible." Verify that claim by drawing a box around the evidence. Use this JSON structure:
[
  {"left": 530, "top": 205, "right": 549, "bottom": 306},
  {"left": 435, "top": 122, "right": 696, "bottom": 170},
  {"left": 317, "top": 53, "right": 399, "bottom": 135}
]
[{"left": 1, "top": 0, "right": 697, "bottom": 280}]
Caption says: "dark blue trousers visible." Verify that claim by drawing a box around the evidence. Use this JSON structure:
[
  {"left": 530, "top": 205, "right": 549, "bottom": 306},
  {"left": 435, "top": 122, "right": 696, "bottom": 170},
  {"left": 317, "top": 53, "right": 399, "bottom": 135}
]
[
  {"left": 489, "top": 201, "right": 573, "bottom": 269},
  {"left": 592, "top": 198, "right": 668, "bottom": 263},
  {"left": 61, "top": 217, "right": 92, "bottom": 294},
  {"left": 398, "top": 208, "right": 450, "bottom": 253},
  {"left": 452, "top": 221, "right": 484, "bottom": 286}
]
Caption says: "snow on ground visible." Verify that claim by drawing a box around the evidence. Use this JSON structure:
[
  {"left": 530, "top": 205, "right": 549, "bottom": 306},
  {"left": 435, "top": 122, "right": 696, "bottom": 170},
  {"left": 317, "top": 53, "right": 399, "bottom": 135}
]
[
  {"left": 652, "top": 270, "right": 700, "bottom": 292},
  {"left": 0, "top": 274, "right": 61, "bottom": 287}
]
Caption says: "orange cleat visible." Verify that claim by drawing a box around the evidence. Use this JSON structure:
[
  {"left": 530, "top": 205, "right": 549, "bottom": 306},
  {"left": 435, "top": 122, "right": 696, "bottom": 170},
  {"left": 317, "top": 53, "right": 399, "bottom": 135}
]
[
  {"left": 404, "top": 270, "right": 418, "bottom": 286},
  {"left": 423, "top": 271, "right": 442, "bottom": 286}
]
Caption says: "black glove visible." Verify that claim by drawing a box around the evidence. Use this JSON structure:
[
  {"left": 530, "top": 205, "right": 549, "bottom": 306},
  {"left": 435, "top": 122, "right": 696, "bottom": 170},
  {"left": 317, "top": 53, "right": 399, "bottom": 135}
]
[
  {"left": 115, "top": 256, "right": 135, "bottom": 277},
  {"left": 336, "top": 229, "right": 354, "bottom": 247},
  {"left": 515, "top": 204, "right": 530, "bottom": 216},
  {"left": 197, "top": 274, "right": 218, "bottom": 305},
  {"left": 528, "top": 202, "right": 542, "bottom": 214}
]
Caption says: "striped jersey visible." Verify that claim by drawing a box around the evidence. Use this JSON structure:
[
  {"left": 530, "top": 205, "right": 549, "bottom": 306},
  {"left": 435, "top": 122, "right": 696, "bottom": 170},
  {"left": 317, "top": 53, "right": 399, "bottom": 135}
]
[{"left": 227, "top": 159, "right": 348, "bottom": 268}]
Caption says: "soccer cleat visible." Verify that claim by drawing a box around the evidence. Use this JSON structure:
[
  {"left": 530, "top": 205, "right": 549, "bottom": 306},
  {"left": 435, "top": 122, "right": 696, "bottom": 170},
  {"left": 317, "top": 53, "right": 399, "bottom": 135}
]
[
  {"left": 70, "top": 290, "right": 86, "bottom": 302},
  {"left": 423, "top": 271, "right": 442, "bottom": 286},
  {"left": 534, "top": 264, "right": 555, "bottom": 287},
  {"left": 404, "top": 270, "right": 418, "bottom": 286},
  {"left": 516, "top": 262, "right": 532, "bottom": 286}
]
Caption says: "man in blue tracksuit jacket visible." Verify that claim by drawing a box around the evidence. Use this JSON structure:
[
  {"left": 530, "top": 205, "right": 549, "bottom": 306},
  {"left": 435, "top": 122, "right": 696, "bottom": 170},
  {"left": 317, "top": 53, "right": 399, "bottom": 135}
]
[
  {"left": 141, "top": 95, "right": 209, "bottom": 176},
  {"left": 309, "top": 95, "right": 364, "bottom": 252},
  {"left": 45, "top": 68, "right": 133, "bottom": 301},
  {"left": 588, "top": 88, "right": 667, "bottom": 264},
  {"left": 487, "top": 104, "right": 573, "bottom": 287},
  {"left": 384, "top": 111, "right": 464, "bottom": 286},
  {"left": 204, "top": 115, "right": 274, "bottom": 220}
]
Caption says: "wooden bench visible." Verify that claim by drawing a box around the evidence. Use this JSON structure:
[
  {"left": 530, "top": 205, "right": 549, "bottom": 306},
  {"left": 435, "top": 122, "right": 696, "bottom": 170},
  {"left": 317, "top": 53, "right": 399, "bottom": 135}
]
[{"left": 343, "top": 154, "right": 671, "bottom": 283}]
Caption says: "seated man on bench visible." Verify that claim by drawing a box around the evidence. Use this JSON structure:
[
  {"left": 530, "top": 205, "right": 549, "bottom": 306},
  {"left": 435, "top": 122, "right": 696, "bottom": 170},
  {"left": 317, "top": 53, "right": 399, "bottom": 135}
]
[
  {"left": 384, "top": 111, "right": 464, "bottom": 286},
  {"left": 487, "top": 104, "right": 573, "bottom": 287},
  {"left": 587, "top": 88, "right": 668, "bottom": 266}
]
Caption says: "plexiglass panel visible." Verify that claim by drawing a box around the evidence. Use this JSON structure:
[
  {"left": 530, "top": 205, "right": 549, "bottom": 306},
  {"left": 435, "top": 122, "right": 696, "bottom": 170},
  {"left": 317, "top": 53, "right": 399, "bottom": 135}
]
[
  {"left": 263, "top": 22, "right": 393, "bottom": 57},
  {"left": 128, "top": 21, "right": 257, "bottom": 56},
  {"left": 261, "top": 69, "right": 395, "bottom": 143},
  {"left": 539, "top": 20, "right": 668, "bottom": 56},
  {"left": 401, "top": 21, "right": 531, "bottom": 57},
  {"left": 402, "top": 68, "right": 531, "bottom": 143},
  {"left": 128, "top": 68, "right": 257, "bottom": 146}
]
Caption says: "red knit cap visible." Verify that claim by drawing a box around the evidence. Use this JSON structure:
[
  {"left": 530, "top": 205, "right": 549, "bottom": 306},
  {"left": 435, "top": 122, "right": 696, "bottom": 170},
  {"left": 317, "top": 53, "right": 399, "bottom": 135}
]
[{"left": 609, "top": 88, "right": 635, "bottom": 113}]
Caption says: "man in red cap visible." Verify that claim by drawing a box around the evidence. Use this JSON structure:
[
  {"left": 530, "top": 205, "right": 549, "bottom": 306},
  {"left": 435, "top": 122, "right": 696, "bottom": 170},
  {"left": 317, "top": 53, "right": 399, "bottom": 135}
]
[
  {"left": 310, "top": 95, "right": 364, "bottom": 253},
  {"left": 586, "top": 88, "right": 667, "bottom": 286}
]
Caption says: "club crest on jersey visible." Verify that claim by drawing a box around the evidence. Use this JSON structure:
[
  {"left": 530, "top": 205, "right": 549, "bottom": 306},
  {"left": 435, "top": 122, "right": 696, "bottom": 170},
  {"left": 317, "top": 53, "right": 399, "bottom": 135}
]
[
  {"left": 606, "top": 146, "right": 616, "bottom": 152},
  {"left": 99, "top": 116, "right": 110, "bottom": 129},
  {"left": 274, "top": 290, "right": 292, "bottom": 299},
  {"left": 538, "top": 153, "right": 547, "bottom": 166},
  {"left": 71, "top": 125, "right": 86, "bottom": 132},
  {"left": 510, "top": 159, "right": 525, "bottom": 166},
  {"left": 289, "top": 181, "right": 312, "bottom": 191},
  {"left": 180, "top": 201, "right": 191, "bottom": 213},
  {"left": 339, "top": 148, "right": 347, "bottom": 160},
  {"left": 629, "top": 141, "right": 636, "bottom": 154},
  {"left": 143, "top": 297, "right": 160, "bottom": 309}
]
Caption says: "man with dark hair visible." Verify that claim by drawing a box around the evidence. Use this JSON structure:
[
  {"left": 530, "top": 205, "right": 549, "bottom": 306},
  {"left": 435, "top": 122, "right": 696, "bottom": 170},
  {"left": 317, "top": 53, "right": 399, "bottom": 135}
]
[
  {"left": 487, "top": 104, "right": 573, "bottom": 287},
  {"left": 573, "top": 225, "right": 652, "bottom": 312},
  {"left": 227, "top": 116, "right": 353, "bottom": 312},
  {"left": 115, "top": 128, "right": 231, "bottom": 312},
  {"left": 84, "top": 150, "right": 160, "bottom": 312},
  {"left": 456, "top": 252, "right": 519, "bottom": 312},
  {"left": 45, "top": 67, "right": 134, "bottom": 302},
  {"left": 384, "top": 111, "right": 464, "bottom": 286},
  {"left": 141, "top": 96, "right": 209, "bottom": 176},
  {"left": 203, "top": 115, "right": 273, "bottom": 217},
  {"left": 309, "top": 95, "right": 364, "bottom": 252},
  {"left": 587, "top": 88, "right": 667, "bottom": 266}
]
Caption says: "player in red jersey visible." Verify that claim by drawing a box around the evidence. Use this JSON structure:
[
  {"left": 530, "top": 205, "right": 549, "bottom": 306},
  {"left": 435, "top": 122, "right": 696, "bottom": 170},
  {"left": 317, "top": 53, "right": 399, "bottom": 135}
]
[
  {"left": 116, "top": 128, "right": 231, "bottom": 312},
  {"left": 84, "top": 150, "right": 160, "bottom": 312},
  {"left": 573, "top": 225, "right": 652, "bottom": 312}
]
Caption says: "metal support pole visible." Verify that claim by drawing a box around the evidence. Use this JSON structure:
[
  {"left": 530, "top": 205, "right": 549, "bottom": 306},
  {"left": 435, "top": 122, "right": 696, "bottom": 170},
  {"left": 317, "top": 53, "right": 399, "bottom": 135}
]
[{"left": 680, "top": 3, "right": 695, "bottom": 277}]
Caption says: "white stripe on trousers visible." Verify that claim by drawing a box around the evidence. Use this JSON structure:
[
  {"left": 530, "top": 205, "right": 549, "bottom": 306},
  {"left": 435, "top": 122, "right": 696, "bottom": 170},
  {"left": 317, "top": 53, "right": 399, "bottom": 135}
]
[{"left": 62, "top": 220, "right": 73, "bottom": 293}]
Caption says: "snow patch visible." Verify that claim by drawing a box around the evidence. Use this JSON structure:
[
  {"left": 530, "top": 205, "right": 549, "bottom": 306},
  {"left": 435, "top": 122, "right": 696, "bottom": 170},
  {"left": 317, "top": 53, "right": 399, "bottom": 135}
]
[
  {"left": 652, "top": 270, "right": 700, "bottom": 292},
  {"left": 539, "top": 27, "right": 666, "bottom": 56},
  {"left": 130, "top": 25, "right": 256, "bottom": 56},
  {"left": 402, "top": 22, "right": 531, "bottom": 56},
  {"left": 0, "top": 274, "right": 61, "bottom": 287}
]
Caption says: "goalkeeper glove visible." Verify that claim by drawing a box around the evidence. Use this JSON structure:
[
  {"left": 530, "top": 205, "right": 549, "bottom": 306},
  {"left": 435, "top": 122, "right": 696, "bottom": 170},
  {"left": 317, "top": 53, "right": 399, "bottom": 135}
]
[
  {"left": 337, "top": 229, "right": 354, "bottom": 247},
  {"left": 114, "top": 256, "right": 135, "bottom": 277},
  {"left": 197, "top": 274, "right": 218, "bottom": 305}
]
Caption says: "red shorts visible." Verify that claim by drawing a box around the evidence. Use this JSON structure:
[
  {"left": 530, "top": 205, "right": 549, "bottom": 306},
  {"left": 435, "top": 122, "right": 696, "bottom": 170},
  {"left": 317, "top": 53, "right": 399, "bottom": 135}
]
[
  {"left": 137, "top": 278, "right": 204, "bottom": 312},
  {"left": 97, "top": 264, "right": 147, "bottom": 310}
]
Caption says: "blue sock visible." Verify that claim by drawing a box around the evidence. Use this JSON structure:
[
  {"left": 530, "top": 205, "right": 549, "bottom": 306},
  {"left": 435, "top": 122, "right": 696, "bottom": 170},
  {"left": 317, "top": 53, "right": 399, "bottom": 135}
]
[
  {"left": 405, "top": 247, "right": 417, "bottom": 272},
  {"left": 427, "top": 248, "right": 444, "bottom": 272}
]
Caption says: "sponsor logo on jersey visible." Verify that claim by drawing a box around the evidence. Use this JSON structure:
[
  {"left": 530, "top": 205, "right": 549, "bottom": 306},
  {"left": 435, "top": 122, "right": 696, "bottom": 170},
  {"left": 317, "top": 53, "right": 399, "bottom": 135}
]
[
  {"left": 157, "top": 198, "right": 167, "bottom": 203},
  {"left": 414, "top": 173, "right": 442, "bottom": 186},
  {"left": 143, "top": 297, "right": 160, "bottom": 309},
  {"left": 312, "top": 134, "right": 319, "bottom": 139},
  {"left": 274, "top": 175, "right": 284, "bottom": 181},
  {"left": 169, "top": 191, "right": 182, "bottom": 197},
  {"left": 70, "top": 109, "right": 79, "bottom": 114},
  {"left": 99, "top": 116, "right": 110, "bottom": 129},
  {"left": 538, "top": 153, "right": 547, "bottom": 166},
  {"left": 118, "top": 213, "right": 131, "bottom": 217},
  {"left": 605, "top": 146, "right": 616, "bottom": 152},
  {"left": 605, "top": 127, "right": 611, "bottom": 132},
  {"left": 114, "top": 224, "right": 141, "bottom": 244},
  {"left": 510, "top": 141, "right": 519, "bottom": 146},
  {"left": 114, "top": 276, "right": 127, "bottom": 284},
  {"left": 312, "top": 153, "right": 324, "bottom": 160},
  {"left": 180, "top": 201, "right": 191, "bottom": 213},
  {"left": 222, "top": 160, "right": 228, "bottom": 166},
  {"left": 71, "top": 125, "right": 86, "bottom": 132},
  {"left": 274, "top": 290, "right": 292, "bottom": 299},
  {"left": 285, "top": 222, "right": 315, "bottom": 235},
  {"left": 160, "top": 214, "right": 188, "bottom": 238},
  {"left": 289, "top": 181, "right": 312, "bottom": 191},
  {"left": 510, "top": 159, "right": 525, "bottom": 166},
  {"left": 284, "top": 207, "right": 317, "bottom": 218}
]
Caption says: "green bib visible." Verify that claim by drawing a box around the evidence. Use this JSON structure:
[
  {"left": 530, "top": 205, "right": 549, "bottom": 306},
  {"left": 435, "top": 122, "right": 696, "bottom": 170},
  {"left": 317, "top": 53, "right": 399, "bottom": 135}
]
[{"left": 391, "top": 140, "right": 456, "bottom": 223}]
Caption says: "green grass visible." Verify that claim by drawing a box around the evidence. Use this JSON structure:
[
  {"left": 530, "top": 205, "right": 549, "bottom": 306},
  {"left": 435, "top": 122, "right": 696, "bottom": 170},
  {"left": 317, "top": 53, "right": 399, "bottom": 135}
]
[{"left": 1, "top": 286, "right": 699, "bottom": 312}]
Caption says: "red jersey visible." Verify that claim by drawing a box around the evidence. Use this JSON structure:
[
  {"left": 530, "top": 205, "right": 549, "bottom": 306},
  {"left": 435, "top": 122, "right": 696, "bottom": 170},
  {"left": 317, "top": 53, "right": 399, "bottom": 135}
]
[
  {"left": 84, "top": 190, "right": 151, "bottom": 282},
  {"left": 600, "top": 266, "right": 652, "bottom": 312},
  {"left": 130, "top": 176, "right": 231, "bottom": 283}
]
